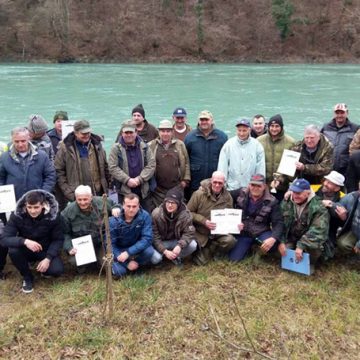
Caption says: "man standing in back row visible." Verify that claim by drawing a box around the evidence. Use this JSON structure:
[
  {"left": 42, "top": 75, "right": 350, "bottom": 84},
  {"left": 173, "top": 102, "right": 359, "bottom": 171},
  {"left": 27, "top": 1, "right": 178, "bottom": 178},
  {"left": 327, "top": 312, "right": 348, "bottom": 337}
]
[
  {"left": 55, "top": 120, "right": 110, "bottom": 205},
  {"left": 321, "top": 103, "right": 359, "bottom": 176},
  {"left": 217, "top": 118, "right": 265, "bottom": 190},
  {"left": 172, "top": 107, "right": 192, "bottom": 141},
  {"left": 184, "top": 110, "right": 227, "bottom": 196}
]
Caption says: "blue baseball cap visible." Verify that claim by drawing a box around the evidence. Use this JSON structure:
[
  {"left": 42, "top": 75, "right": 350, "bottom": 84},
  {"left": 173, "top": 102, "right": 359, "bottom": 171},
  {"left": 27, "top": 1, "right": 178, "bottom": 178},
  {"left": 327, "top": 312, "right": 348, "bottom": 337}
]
[
  {"left": 289, "top": 178, "right": 310, "bottom": 192},
  {"left": 235, "top": 118, "right": 250, "bottom": 127},
  {"left": 173, "top": 107, "right": 187, "bottom": 117}
]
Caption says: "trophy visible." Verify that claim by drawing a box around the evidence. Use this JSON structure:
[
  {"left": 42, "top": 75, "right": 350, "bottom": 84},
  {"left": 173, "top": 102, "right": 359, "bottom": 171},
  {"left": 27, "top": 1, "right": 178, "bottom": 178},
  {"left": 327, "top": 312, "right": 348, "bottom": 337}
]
[{"left": 270, "top": 172, "right": 281, "bottom": 194}]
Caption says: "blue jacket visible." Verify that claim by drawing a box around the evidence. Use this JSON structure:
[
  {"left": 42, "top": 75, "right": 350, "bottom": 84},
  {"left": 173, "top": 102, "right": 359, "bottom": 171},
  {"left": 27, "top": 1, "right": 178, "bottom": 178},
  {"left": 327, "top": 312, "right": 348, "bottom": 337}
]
[
  {"left": 110, "top": 208, "right": 153, "bottom": 258},
  {"left": 338, "top": 191, "right": 360, "bottom": 249},
  {"left": 321, "top": 118, "right": 359, "bottom": 175},
  {"left": 0, "top": 144, "right": 56, "bottom": 200},
  {"left": 184, "top": 126, "right": 228, "bottom": 191}
]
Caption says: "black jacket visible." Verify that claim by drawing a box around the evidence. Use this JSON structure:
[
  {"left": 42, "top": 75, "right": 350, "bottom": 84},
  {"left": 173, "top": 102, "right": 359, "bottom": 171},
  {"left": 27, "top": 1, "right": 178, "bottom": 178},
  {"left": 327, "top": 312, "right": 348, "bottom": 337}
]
[
  {"left": 1, "top": 190, "right": 63, "bottom": 260},
  {"left": 230, "top": 187, "right": 283, "bottom": 240},
  {"left": 345, "top": 150, "right": 360, "bottom": 193}
]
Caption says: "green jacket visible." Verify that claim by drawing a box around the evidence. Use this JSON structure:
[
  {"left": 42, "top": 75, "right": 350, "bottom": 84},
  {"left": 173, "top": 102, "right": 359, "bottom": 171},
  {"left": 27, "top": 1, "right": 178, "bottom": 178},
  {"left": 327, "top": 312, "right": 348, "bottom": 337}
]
[
  {"left": 291, "top": 134, "right": 333, "bottom": 184},
  {"left": 280, "top": 193, "right": 329, "bottom": 252},
  {"left": 108, "top": 138, "right": 155, "bottom": 199},
  {"left": 61, "top": 196, "right": 114, "bottom": 252},
  {"left": 257, "top": 130, "right": 295, "bottom": 191}
]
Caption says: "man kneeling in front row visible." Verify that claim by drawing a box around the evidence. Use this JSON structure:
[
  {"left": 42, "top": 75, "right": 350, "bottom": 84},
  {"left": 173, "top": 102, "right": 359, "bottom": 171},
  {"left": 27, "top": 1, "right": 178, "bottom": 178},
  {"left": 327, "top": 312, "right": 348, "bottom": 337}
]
[
  {"left": 110, "top": 193, "right": 160, "bottom": 277},
  {"left": 1, "top": 190, "right": 64, "bottom": 293},
  {"left": 151, "top": 187, "right": 197, "bottom": 266},
  {"left": 279, "top": 178, "right": 329, "bottom": 270}
]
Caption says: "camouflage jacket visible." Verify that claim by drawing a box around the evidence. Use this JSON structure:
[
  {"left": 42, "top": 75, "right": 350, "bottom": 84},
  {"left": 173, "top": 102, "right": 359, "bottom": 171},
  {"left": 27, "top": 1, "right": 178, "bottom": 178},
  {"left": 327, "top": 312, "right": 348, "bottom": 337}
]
[
  {"left": 291, "top": 134, "right": 333, "bottom": 184},
  {"left": 280, "top": 193, "right": 329, "bottom": 252}
]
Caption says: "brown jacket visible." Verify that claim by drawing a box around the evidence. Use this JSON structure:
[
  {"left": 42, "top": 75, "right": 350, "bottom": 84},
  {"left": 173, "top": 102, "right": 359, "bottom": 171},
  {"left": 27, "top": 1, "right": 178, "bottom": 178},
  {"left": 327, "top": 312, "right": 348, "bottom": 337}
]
[
  {"left": 187, "top": 179, "right": 233, "bottom": 247},
  {"left": 54, "top": 133, "right": 110, "bottom": 201}
]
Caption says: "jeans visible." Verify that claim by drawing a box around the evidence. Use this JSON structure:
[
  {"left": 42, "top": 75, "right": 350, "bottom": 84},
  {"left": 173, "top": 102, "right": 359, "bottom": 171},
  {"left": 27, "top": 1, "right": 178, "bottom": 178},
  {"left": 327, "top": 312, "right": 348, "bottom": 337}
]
[
  {"left": 8, "top": 247, "right": 64, "bottom": 280},
  {"left": 152, "top": 239, "right": 198, "bottom": 263},
  {"left": 112, "top": 245, "right": 156, "bottom": 277},
  {"left": 228, "top": 231, "right": 274, "bottom": 262}
]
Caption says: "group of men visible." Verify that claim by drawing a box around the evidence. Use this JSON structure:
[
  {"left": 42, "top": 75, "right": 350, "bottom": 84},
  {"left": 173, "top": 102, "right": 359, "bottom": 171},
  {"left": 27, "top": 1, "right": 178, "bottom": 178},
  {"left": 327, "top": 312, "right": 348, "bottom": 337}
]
[{"left": 0, "top": 102, "right": 359, "bottom": 293}]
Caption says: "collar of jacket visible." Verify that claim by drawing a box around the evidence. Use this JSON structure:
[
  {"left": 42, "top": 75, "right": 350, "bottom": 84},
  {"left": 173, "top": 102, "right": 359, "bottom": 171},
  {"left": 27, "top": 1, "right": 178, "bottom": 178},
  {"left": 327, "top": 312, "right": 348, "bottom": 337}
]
[
  {"left": 9, "top": 141, "right": 38, "bottom": 162},
  {"left": 236, "top": 136, "right": 251, "bottom": 145}
]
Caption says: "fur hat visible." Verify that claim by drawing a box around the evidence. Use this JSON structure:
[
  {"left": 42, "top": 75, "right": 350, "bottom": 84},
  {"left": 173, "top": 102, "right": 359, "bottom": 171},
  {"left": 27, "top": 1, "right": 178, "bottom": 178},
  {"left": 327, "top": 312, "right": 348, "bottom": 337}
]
[{"left": 27, "top": 114, "right": 48, "bottom": 134}]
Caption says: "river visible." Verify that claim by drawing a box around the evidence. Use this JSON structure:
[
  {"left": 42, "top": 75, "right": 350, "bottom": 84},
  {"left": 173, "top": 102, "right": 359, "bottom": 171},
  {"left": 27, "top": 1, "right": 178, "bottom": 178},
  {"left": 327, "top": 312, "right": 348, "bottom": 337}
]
[{"left": 1, "top": 63, "right": 360, "bottom": 151}]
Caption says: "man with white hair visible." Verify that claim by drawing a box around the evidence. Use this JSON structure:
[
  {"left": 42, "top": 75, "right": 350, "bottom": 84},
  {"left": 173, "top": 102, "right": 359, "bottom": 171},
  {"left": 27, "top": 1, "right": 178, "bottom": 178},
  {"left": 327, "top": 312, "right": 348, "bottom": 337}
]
[
  {"left": 61, "top": 185, "right": 120, "bottom": 271},
  {"left": 291, "top": 124, "right": 334, "bottom": 185},
  {"left": 187, "top": 171, "right": 236, "bottom": 265},
  {"left": 0, "top": 127, "right": 56, "bottom": 200}
]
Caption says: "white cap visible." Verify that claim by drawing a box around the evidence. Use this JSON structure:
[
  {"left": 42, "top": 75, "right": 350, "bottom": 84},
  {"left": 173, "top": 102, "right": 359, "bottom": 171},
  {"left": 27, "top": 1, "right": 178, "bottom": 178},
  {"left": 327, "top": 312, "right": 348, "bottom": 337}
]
[{"left": 324, "top": 171, "right": 345, "bottom": 187}]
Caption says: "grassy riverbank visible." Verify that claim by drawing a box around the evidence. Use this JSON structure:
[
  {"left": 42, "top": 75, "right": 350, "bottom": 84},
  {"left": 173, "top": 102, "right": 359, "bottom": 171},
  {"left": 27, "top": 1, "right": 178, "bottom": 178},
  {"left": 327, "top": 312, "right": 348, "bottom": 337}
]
[{"left": 1, "top": 257, "right": 359, "bottom": 359}]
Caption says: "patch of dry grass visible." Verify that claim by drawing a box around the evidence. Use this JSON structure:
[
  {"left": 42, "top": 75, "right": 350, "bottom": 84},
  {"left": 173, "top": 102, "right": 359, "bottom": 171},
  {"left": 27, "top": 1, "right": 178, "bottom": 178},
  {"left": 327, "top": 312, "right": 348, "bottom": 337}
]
[{"left": 0, "top": 258, "right": 359, "bottom": 359}]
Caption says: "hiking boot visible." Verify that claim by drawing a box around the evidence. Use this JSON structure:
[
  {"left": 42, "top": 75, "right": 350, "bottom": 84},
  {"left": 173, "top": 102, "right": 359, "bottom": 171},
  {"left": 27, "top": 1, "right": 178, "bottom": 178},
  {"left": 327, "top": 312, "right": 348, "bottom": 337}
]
[
  {"left": 171, "top": 258, "right": 184, "bottom": 268},
  {"left": 22, "top": 278, "right": 33, "bottom": 293}
]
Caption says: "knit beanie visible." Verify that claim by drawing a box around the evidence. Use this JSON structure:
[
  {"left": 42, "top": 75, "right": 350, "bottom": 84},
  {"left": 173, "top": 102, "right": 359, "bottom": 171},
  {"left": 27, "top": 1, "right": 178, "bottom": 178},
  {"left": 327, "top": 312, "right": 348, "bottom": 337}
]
[
  {"left": 27, "top": 114, "right": 48, "bottom": 134},
  {"left": 164, "top": 187, "right": 183, "bottom": 207},
  {"left": 132, "top": 104, "right": 145, "bottom": 118},
  {"left": 53, "top": 110, "right": 69, "bottom": 123},
  {"left": 268, "top": 114, "right": 283, "bottom": 129}
]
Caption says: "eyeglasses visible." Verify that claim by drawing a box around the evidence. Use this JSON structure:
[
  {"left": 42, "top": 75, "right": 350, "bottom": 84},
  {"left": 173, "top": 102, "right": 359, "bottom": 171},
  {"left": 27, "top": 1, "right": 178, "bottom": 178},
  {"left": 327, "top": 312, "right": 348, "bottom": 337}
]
[{"left": 165, "top": 200, "right": 177, "bottom": 205}]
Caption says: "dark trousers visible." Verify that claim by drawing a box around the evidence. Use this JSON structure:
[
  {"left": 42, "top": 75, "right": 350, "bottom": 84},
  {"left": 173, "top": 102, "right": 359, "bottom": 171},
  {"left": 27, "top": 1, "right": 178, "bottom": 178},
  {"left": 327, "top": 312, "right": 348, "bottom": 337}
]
[
  {"left": 229, "top": 231, "right": 275, "bottom": 262},
  {"left": 0, "top": 244, "right": 8, "bottom": 271},
  {"left": 8, "top": 247, "right": 64, "bottom": 280},
  {"left": 0, "top": 213, "right": 7, "bottom": 271}
]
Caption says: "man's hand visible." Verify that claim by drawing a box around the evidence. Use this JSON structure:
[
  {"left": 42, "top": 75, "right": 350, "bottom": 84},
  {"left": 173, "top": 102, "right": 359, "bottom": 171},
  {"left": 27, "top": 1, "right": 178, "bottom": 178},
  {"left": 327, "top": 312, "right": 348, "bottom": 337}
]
[
  {"left": 237, "top": 222, "right": 244, "bottom": 232},
  {"left": 127, "top": 178, "right": 140, "bottom": 188},
  {"left": 111, "top": 207, "right": 121, "bottom": 217},
  {"left": 37, "top": 258, "right": 50, "bottom": 273},
  {"left": 24, "top": 239, "right": 42, "bottom": 253},
  {"left": 117, "top": 251, "right": 129, "bottom": 263},
  {"left": 278, "top": 243, "right": 287, "bottom": 257},
  {"left": 335, "top": 205, "right": 347, "bottom": 221},
  {"left": 295, "top": 247, "right": 303, "bottom": 262},
  {"left": 68, "top": 248, "right": 77, "bottom": 256},
  {"left": 260, "top": 237, "right": 276, "bottom": 253},
  {"left": 353, "top": 245, "right": 360, "bottom": 254},
  {"left": 204, "top": 220, "right": 216, "bottom": 230},
  {"left": 180, "top": 180, "right": 188, "bottom": 189},
  {"left": 322, "top": 200, "right": 333, "bottom": 208},
  {"left": 295, "top": 161, "right": 305, "bottom": 171},
  {"left": 164, "top": 249, "right": 177, "bottom": 260}
]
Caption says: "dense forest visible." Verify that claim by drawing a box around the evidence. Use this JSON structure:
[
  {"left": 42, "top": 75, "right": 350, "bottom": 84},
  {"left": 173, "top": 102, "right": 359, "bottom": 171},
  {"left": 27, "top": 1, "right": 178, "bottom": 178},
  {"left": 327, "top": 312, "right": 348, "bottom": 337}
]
[{"left": 1, "top": 0, "right": 360, "bottom": 63}]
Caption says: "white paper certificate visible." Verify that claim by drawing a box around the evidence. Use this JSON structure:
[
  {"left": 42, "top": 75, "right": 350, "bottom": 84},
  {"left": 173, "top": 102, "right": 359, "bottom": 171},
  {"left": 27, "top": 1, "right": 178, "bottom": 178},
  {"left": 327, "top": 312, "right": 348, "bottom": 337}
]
[
  {"left": 277, "top": 149, "right": 301, "bottom": 177},
  {"left": 71, "top": 235, "right": 97, "bottom": 266},
  {"left": 211, "top": 209, "right": 242, "bottom": 235},
  {"left": 0, "top": 185, "right": 16, "bottom": 213},
  {"left": 61, "top": 120, "right": 77, "bottom": 139}
]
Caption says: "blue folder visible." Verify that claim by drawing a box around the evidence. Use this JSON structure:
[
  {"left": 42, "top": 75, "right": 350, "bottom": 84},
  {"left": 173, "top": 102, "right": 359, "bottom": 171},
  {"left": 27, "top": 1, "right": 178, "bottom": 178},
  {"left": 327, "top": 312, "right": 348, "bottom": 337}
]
[{"left": 281, "top": 249, "right": 311, "bottom": 276}]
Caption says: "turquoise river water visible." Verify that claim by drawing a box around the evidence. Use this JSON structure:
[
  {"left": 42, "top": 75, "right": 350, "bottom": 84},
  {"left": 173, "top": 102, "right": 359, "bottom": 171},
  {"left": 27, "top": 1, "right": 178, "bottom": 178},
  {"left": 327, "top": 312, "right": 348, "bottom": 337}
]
[{"left": 1, "top": 63, "right": 360, "bottom": 151}]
